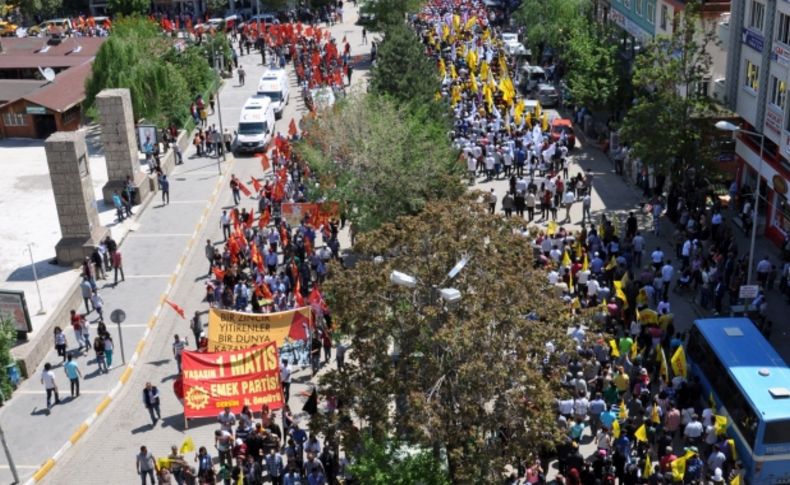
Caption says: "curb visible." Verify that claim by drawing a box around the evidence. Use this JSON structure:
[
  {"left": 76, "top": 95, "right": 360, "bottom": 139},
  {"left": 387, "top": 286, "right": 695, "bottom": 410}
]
[{"left": 25, "top": 156, "right": 236, "bottom": 485}]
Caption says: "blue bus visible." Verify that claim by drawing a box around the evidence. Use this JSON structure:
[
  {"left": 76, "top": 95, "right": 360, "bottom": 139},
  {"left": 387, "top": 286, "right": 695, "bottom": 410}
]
[{"left": 687, "top": 318, "right": 790, "bottom": 485}]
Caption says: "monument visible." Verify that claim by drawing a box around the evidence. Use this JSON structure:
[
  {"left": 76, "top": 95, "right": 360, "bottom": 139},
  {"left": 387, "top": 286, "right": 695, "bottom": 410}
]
[
  {"left": 45, "top": 131, "right": 109, "bottom": 266},
  {"left": 96, "top": 88, "right": 150, "bottom": 204}
]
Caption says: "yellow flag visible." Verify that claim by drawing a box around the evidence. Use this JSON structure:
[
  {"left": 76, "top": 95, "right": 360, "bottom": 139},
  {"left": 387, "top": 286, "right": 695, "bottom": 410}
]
[
  {"left": 715, "top": 415, "right": 728, "bottom": 435},
  {"left": 644, "top": 454, "right": 653, "bottom": 478},
  {"left": 568, "top": 271, "right": 575, "bottom": 295},
  {"left": 727, "top": 438, "right": 738, "bottom": 460},
  {"left": 469, "top": 71, "right": 478, "bottom": 93},
  {"left": 658, "top": 347, "right": 669, "bottom": 382},
  {"left": 562, "top": 249, "right": 571, "bottom": 267},
  {"left": 670, "top": 345, "right": 687, "bottom": 378},
  {"left": 180, "top": 436, "right": 195, "bottom": 454},
  {"left": 609, "top": 339, "right": 620, "bottom": 357},
  {"left": 541, "top": 113, "right": 549, "bottom": 131},
  {"left": 612, "top": 418, "right": 621, "bottom": 438},
  {"left": 574, "top": 241, "right": 582, "bottom": 259},
  {"left": 464, "top": 16, "right": 477, "bottom": 31},
  {"left": 535, "top": 101, "right": 542, "bottom": 120},
  {"left": 514, "top": 99, "right": 525, "bottom": 124},
  {"left": 630, "top": 339, "right": 639, "bottom": 360},
  {"left": 671, "top": 455, "right": 687, "bottom": 481},
  {"left": 157, "top": 457, "right": 171, "bottom": 470},
  {"left": 614, "top": 280, "right": 628, "bottom": 309},
  {"left": 466, "top": 48, "right": 477, "bottom": 73},
  {"left": 483, "top": 84, "right": 494, "bottom": 111},
  {"left": 452, "top": 14, "right": 460, "bottom": 32},
  {"left": 547, "top": 220, "right": 558, "bottom": 236},
  {"left": 525, "top": 111, "right": 533, "bottom": 127},
  {"left": 618, "top": 400, "right": 628, "bottom": 421},
  {"left": 482, "top": 27, "right": 490, "bottom": 41},
  {"left": 438, "top": 57, "right": 446, "bottom": 78},
  {"left": 651, "top": 404, "right": 661, "bottom": 424},
  {"left": 450, "top": 64, "right": 458, "bottom": 80},
  {"left": 451, "top": 85, "right": 461, "bottom": 106},
  {"left": 442, "top": 24, "right": 450, "bottom": 41},
  {"left": 621, "top": 271, "right": 630, "bottom": 287},
  {"left": 480, "top": 60, "right": 489, "bottom": 79},
  {"left": 582, "top": 253, "right": 589, "bottom": 272},
  {"left": 634, "top": 423, "right": 648, "bottom": 442},
  {"left": 605, "top": 255, "right": 617, "bottom": 271},
  {"left": 732, "top": 473, "right": 742, "bottom": 485}
]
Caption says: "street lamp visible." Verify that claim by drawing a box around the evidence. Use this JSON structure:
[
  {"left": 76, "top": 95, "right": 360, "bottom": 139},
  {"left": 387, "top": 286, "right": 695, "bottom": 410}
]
[{"left": 715, "top": 120, "right": 765, "bottom": 285}]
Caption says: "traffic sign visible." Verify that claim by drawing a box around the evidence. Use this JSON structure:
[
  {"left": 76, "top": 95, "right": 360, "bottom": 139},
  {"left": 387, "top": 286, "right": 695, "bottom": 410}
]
[
  {"left": 110, "top": 309, "right": 126, "bottom": 324},
  {"left": 738, "top": 285, "right": 759, "bottom": 299}
]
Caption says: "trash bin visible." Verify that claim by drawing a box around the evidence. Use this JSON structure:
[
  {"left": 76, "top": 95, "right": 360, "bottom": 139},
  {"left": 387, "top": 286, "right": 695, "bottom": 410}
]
[{"left": 6, "top": 363, "right": 20, "bottom": 388}]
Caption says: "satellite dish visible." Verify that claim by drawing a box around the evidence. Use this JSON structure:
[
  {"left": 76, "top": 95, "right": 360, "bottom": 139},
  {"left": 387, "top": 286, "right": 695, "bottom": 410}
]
[{"left": 38, "top": 67, "right": 55, "bottom": 82}]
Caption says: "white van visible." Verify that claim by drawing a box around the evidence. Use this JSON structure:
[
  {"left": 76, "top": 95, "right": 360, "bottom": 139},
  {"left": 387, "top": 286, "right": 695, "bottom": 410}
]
[
  {"left": 234, "top": 97, "right": 276, "bottom": 154},
  {"left": 256, "top": 69, "right": 290, "bottom": 119},
  {"left": 521, "top": 65, "right": 547, "bottom": 93}
]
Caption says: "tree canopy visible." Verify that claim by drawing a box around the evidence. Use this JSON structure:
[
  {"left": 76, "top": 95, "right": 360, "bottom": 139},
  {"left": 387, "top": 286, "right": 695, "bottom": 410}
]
[
  {"left": 369, "top": 20, "right": 439, "bottom": 109},
  {"left": 346, "top": 435, "right": 451, "bottom": 485},
  {"left": 515, "top": 0, "right": 590, "bottom": 60},
  {"left": 85, "top": 16, "right": 217, "bottom": 128},
  {"left": 619, "top": 0, "right": 718, "bottom": 180},
  {"left": 295, "top": 94, "right": 464, "bottom": 233},
  {"left": 360, "top": 0, "right": 424, "bottom": 30},
  {"left": 313, "top": 197, "right": 573, "bottom": 483},
  {"left": 106, "top": 0, "right": 149, "bottom": 16},
  {"left": 563, "top": 22, "right": 620, "bottom": 111}
]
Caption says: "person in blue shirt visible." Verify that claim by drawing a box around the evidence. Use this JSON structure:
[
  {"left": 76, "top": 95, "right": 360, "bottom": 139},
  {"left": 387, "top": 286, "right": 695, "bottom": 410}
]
[
  {"left": 63, "top": 353, "right": 82, "bottom": 397},
  {"left": 195, "top": 446, "right": 213, "bottom": 481},
  {"left": 600, "top": 407, "right": 617, "bottom": 430}
]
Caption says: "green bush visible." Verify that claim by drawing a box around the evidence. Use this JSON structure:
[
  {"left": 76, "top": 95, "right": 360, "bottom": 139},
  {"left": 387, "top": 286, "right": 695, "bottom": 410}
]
[{"left": 0, "top": 318, "right": 17, "bottom": 401}]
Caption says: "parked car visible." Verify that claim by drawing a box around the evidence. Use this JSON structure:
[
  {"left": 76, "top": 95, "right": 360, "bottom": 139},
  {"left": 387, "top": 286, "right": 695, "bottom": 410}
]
[
  {"left": 551, "top": 118, "right": 576, "bottom": 149},
  {"left": 536, "top": 84, "right": 559, "bottom": 107},
  {"left": 0, "top": 20, "right": 18, "bottom": 36},
  {"left": 28, "top": 18, "right": 72, "bottom": 36},
  {"left": 502, "top": 32, "right": 528, "bottom": 56}
]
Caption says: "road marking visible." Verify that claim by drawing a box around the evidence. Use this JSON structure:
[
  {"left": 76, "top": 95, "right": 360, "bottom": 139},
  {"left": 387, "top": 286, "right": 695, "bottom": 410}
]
[
  {"left": 124, "top": 274, "right": 177, "bottom": 279},
  {"left": 126, "top": 233, "right": 192, "bottom": 237},
  {"left": 0, "top": 465, "right": 40, "bottom": 469},
  {"left": 165, "top": 200, "right": 208, "bottom": 204},
  {"left": 15, "top": 390, "right": 107, "bottom": 395}
]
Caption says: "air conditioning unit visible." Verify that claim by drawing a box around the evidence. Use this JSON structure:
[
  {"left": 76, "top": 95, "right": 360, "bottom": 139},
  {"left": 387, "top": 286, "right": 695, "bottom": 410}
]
[{"left": 713, "top": 78, "right": 727, "bottom": 102}]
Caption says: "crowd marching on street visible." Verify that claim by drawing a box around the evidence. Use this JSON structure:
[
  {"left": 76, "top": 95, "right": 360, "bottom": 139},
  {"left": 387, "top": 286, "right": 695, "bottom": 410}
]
[{"left": 28, "top": 0, "right": 789, "bottom": 484}]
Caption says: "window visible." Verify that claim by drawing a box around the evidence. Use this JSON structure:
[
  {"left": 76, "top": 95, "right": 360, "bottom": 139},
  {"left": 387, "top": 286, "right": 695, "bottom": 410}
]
[
  {"left": 647, "top": 2, "right": 655, "bottom": 25},
  {"left": 2, "top": 111, "right": 25, "bottom": 126},
  {"left": 745, "top": 60, "right": 760, "bottom": 91},
  {"left": 688, "top": 328, "right": 760, "bottom": 449},
  {"left": 624, "top": 0, "right": 631, "bottom": 8},
  {"left": 636, "top": 0, "right": 643, "bottom": 16},
  {"left": 764, "top": 420, "right": 790, "bottom": 445},
  {"left": 750, "top": 0, "right": 765, "bottom": 31},
  {"left": 778, "top": 13, "right": 790, "bottom": 45},
  {"left": 770, "top": 75, "right": 787, "bottom": 108},
  {"left": 661, "top": 5, "right": 668, "bottom": 30}
]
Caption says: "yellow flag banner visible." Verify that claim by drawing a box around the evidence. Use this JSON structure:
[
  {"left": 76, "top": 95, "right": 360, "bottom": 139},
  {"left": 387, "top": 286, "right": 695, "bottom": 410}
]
[
  {"left": 180, "top": 436, "right": 195, "bottom": 454},
  {"left": 651, "top": 405, "right": 661, "bottom": 424},
  {"left": 728, "top": 438, "right": 738, "bottom": 460},
  {"left": 438, "top": 57, "right": 446, "bottom": 78},
  {"left": 582, "top": 254, "right": 589, "bottom": 272},
  {"left": 671, "top": 450, "right": 696, "bottom": 482},
  {"left": 731, "top": 473, "right": 742, "bottom": 485},
  {"left": 634, "top": 423, "right": 648, "bottom": 442},
  {"left": 547, "top": 220, "right": 558, "bottom": 236},
  {"left": 612, "top": 418, "right": 621, "bottom": 438},
  {"left": 562, "top": 250, "right": 572, "bottom": 267},
  {"left": 207, "top": 307, "right": 312, "bottom": 351},
  {"left": 715, "top": 415, "right": 728, "bottom": 435},
  {"left": 630, "top": 340, "right": 639, "bottom": 360},
  {"left": 671, "top": 345, "right": 687, "bottom": 378},
  {"left": 659, "top": 347, "right": 669, "bottom": 382},
  {"left": 614, "top": 280, "right": 628, "bottom": 309},
  {"left": 464, "top": 16, "right": 477, "bottom": 31},
  {"left": 618, "top": 400, "right": 628, "bottom": 421},
  {"left": 609, "top": 339, "right": 620, "bottom": 357},
  {"left": 644, "top": 455, "right": 653, "bottom": 478},
  {"left": 452, "top": 14, "right": 460, "bottom": 32}
]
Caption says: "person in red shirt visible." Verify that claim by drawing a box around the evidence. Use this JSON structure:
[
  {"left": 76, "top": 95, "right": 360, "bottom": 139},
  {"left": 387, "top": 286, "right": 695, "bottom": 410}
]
[
  {"left": 70, "top": 309, "right": 89, "bottom": 352},
  {"left": 660, "top": 445, "right": 677, "bottom": 473}
]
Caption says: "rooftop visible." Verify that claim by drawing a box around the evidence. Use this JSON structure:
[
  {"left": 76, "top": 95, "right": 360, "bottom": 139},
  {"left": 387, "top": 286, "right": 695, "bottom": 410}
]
[
  {"left": 0, "top": 36, "right": 104, "bottom": 70},
  {"left": 21, "top": 60, "right": 93, "bottom": 112}
]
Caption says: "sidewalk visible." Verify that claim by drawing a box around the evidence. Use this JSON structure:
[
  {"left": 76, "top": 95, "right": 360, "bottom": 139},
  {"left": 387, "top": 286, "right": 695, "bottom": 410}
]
[{"left": 0, "top": 5, "right": 372, "bottom": 484}]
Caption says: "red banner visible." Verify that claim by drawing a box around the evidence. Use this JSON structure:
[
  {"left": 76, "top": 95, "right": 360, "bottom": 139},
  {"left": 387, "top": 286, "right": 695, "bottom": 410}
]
[{"left": 181, "top": 342, "right": 283, "bottom": 418}]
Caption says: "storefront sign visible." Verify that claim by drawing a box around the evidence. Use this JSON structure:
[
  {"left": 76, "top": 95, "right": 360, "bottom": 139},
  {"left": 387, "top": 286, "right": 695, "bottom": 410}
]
[
  {"left": 181, "top": 342, "right": 284, "bottom": 418},
  {"left": 207, "top": 307, "right": 312, "bottom": 352},
  {"left": 765, "top": 108, "right": 783, "bottom": 135},
  {"left": 0, "top": 290, "right": 32, "bottom": 332},
  {"left": 742, "top": 28, "right": 764, "bottom": 53},
  {"left": 774, "top": 174, "right": 788, "bottom": 195},
  {"left": 25, "top": 106, "right": 46, "bottom": 115},
  {"left": 774, "top": 43, "right": 790, "bottom": 67}
]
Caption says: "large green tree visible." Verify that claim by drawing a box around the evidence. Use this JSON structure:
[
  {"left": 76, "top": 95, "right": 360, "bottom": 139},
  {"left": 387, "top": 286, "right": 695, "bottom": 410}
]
[
  {"left": 18, "top": 0, "right": 62, "bottom": 19},
  {"left": 360, "top": 0, "right": 424, "bottom": 29},
  {"left": 347, "top": 436, "right": 450, "bottom": 485},
  {"left": 515, "top": 0, "right": 590, "bottom": 60},
  {"left": 619, "top": 0, "right": 718, "bottom": 180},
  {"left": 370, "top": 20, "right": 438, "bottom": 108},
  {"left": 563, "top": 21, "right": 620, "bottom": 111},
  {"left": 296, "top": 94, "right": 463, "bottom": 233},
  {"left": 106, "top": 0, "right": 149, "bottom": 16},
  {"left": 312, "top": 197, "right": 573, "bottom": 482},
  {"left": 85, "top": 16, "right": 217, "bottom": 128}
]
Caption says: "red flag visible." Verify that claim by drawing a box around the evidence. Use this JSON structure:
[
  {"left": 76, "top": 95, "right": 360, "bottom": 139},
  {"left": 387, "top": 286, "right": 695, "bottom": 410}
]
[
  {"left": 250, "top": 177, "right": 262, "bottom": 194},
  {"left": 309, "top": 287, "right": 329, "bottom": 314},
  {"left": 212, "top": 267, "right": 225, "bottom": 281},
  {"left": 257, "top": 153, "right": 270, "bottom": 172},
  {"left": 260, "top": 282, "right": 273, "bottom": 299},
  {"left": 230, "top": 209, "right": 240, "bottom": 230},
  {"left": 294, "top": 279, "right": 305, "bottom": 307},
  {"left": 237, "top": 181, "right": 252, "bottom": 198},
  {"left": 166, "top": 300, "right": 186, "bottom": 319},
  {"left": 288, "top": 310, "right": 310, "bottom": 341},
  {"left": 304, "top": 236, "right": 313, "bottom": 256},
  {"left": 259, "top": 207, "right": 271, "bottom": 229},
  {"left": 288, "top": 119, "right": 298, "bottom": 138},
  {"left": 245, "top": 208, "right": 255, "bottom": 229}
]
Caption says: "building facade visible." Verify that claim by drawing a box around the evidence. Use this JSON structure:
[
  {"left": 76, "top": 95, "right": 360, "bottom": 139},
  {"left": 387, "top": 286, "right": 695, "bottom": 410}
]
[{"left": 726, "top": 0, "right": 790, "bottom": 245}]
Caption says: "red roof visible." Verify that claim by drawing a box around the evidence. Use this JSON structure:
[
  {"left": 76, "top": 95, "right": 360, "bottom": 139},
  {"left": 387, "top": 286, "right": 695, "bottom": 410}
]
[
  {"left": 21, "top": 60, "right": 93, "bottom": 112},
  {"left": 0, "top": 37, "right": 104, "bottom": 70}
]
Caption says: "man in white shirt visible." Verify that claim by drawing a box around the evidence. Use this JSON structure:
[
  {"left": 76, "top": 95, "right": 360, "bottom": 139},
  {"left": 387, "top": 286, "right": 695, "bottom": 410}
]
[
  {"left": 218, "top": 407, "right": 236, "bottom": 432},
  {"left": 661, "top": 261, "right": 674, "bottom": 300},
  {"left": 562, "top": 190, "right": 576, "bottom": 222},
  {"left": 632, "top": 232, "right": 645, "bottom": 268},
  {"left": 651, "top": 247, "right": 665, "bottom": 271},
  {"left": 41, "top": 363, "right": 59, "bottom": 410},
  {"left": 756, "top": 256, "right": 772, "bottom": 287}
]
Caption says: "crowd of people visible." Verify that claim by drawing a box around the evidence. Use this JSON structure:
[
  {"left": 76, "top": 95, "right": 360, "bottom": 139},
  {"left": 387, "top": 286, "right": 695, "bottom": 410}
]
[{"left": 413, "top": 1, "right": 752, "bottom": 485}]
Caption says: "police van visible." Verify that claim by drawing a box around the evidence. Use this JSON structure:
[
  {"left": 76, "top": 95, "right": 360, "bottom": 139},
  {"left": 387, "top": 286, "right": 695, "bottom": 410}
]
[{"left": 256, "top": 69, "right": 290, "bottom": 119}]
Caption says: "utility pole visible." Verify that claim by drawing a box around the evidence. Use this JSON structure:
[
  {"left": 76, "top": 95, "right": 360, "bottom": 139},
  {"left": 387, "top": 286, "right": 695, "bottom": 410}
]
[
  {"left": 26, "top": 243, "right": 45, "bottom": 315},
  {"left": 210, "top": 39, "right": 226, "bottom": 174}
]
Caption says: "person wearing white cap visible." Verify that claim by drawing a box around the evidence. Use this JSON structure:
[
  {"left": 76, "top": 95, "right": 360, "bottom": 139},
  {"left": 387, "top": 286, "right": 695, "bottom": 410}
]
[{"left": 711, "top": 467, "right": 725, "bottom": 483}]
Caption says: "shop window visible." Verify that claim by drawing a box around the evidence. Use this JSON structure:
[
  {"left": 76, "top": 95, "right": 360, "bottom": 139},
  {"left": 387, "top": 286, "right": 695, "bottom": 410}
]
[
  {"left": 770, "top": 75, "right": 787, "bottom": 108},
  {"left": 745, "top": 60, "right": 760, "bottom": 92},
  {"left": 2, "top": 111, "right": 25, "bottom": 126},
  {"left": 750, "top": 0, "right": 765, "bottom": 32},
  {"left": 777, "top": 12, "right": 790, "bottom": 45},
  {"left": 774, "top": 192, "right": 790, "bottom": 235}
]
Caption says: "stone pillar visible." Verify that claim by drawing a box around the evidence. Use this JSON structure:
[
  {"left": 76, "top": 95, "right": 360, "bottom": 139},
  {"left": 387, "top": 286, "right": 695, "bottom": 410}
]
[
  {"left": 96, "top": 88, "right": 150, "bottom": 204},
  {"left": 45, "top": 131, "right": 109, "bottom": 266}
]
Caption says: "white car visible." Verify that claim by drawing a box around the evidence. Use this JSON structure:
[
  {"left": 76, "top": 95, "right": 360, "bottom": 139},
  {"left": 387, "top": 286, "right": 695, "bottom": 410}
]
[{"left": 502, "top": 32, "right": 528, "bottom": 56}]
